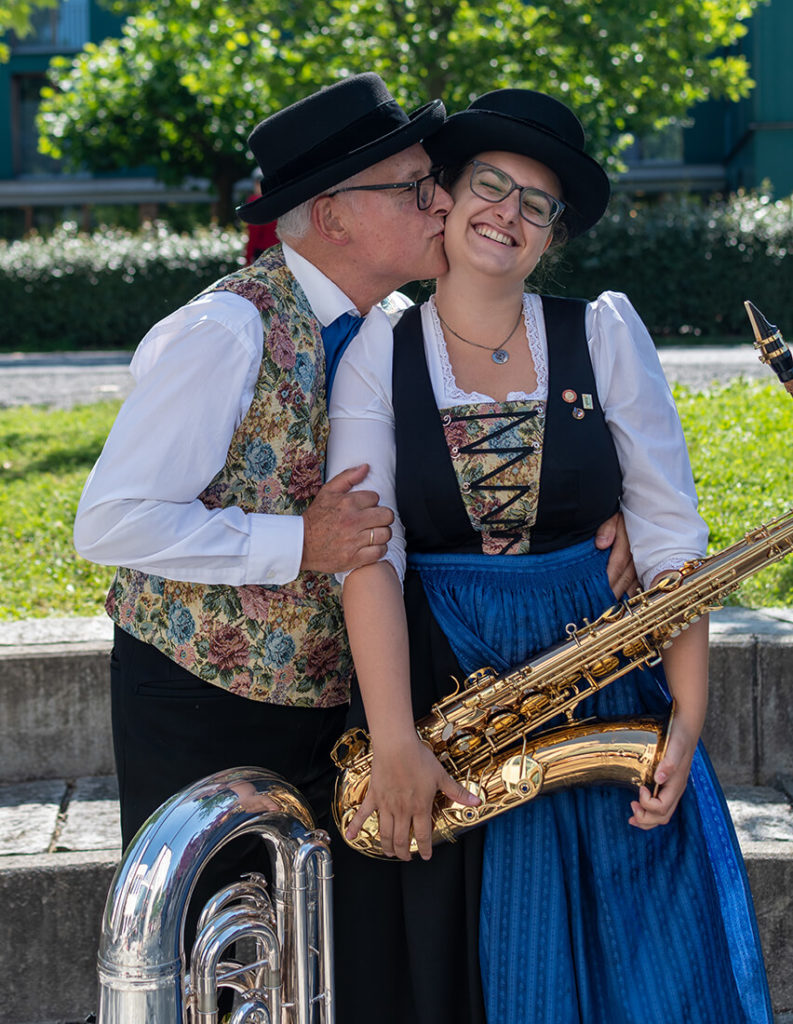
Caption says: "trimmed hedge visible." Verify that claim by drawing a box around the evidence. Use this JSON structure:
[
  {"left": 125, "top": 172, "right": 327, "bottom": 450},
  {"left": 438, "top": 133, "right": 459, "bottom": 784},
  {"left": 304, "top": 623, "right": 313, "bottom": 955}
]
[
  {"left": 1, "top": 190, "right": 791, "bottom": 351},
  {"left": 0, "top": 221, "right": 245, "bottom": 351},
  {"left": 550, "top": 190, "right": 793, "bottom": 337}
]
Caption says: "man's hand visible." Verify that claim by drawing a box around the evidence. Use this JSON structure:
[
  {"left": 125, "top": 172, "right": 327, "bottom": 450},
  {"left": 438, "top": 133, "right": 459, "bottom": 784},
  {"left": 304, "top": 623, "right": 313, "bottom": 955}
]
[
  {"left": 301, "top": 465, "right": 394, "bottom": 574},
  {"left": 595, "top": 512, "right": 639, "bottom": 597}
]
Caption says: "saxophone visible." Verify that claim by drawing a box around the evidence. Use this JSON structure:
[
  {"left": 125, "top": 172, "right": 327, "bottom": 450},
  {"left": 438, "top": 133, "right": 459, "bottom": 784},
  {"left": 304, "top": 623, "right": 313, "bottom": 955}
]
[{"left": 332, "top": 303, "right": 793, "bottom": 860}]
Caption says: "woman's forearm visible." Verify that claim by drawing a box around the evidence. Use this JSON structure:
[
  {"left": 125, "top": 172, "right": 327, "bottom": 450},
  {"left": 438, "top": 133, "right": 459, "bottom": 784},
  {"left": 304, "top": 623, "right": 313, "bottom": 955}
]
[
  {"left": 341, "top": 559, "right": 479, "bottom": 859},
  {"left": 660, "top": 614, "right": 709, "bottom": 738},
  {"left": 342, "top": 560, "right": 416, "bottom": 749}
]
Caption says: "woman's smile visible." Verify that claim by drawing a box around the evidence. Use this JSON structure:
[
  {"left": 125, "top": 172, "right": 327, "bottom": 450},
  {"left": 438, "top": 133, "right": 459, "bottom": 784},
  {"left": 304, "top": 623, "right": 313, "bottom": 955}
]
[{"left": 473, "top": 223, "right": 517, "bottom": 246}]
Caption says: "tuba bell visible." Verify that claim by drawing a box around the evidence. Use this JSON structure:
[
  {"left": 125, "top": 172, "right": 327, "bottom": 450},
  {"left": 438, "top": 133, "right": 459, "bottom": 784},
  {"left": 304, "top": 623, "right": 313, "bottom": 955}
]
[{"left": 97, "top": 767, "right": 334, "bottom": 1023}]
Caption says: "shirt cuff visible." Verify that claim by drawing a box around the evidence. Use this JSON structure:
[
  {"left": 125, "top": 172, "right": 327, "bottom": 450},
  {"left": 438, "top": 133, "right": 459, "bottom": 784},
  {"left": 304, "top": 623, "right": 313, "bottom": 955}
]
[{"left": 247, "top": 513, "right": 304, "bottom": 585}]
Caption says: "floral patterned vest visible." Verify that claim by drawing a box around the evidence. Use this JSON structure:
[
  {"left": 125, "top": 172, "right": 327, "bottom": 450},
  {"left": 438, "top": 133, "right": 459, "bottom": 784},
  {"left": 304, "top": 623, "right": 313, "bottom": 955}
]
[{"left": 105, "top": 246, "right": 351, "bottom": 708}]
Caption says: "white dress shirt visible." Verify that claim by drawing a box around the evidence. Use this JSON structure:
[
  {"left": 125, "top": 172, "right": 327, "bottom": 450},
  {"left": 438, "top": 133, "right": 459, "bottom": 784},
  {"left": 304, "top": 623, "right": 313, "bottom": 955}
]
[
  {"left": 73, "top": 244, "right": 403, "bottom": 586},
  {"left": 328, "top": 291, "right": 708, "bottom": 589}
]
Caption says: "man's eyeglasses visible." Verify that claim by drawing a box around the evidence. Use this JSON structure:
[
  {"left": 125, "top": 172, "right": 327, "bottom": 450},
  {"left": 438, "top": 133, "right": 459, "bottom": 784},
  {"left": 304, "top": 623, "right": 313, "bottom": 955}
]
[
  {"left": 325, "top": 171, "right": 440, "bottom": 211},
  {"left": 467, "top": 160, "right": 566, "bottom": 228}
]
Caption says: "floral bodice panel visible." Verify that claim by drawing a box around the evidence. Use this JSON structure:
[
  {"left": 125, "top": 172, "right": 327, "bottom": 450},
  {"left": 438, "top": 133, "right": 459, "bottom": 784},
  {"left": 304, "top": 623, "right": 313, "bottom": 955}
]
[{"left": 441, "top": 399, "right": 546, "bottom": 555}]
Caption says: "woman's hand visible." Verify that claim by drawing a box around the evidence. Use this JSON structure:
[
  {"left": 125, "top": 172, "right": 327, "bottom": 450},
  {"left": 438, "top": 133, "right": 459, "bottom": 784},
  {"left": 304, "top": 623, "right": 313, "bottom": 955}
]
[
  {"left": 628, "top": 714, "right": 698, "bottom": 830},
  {"left": 595, "top": 511, "right": 639, "bottom": 597},
  {"left": 345, "top": 734, "right": 480, "bottom": 861}
]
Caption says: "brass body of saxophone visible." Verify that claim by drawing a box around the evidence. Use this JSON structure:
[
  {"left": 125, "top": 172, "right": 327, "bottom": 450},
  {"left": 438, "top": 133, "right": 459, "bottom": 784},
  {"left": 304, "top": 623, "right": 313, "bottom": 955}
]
[{"left": 333, "top": 509, "right": 793, "bottom": 859}]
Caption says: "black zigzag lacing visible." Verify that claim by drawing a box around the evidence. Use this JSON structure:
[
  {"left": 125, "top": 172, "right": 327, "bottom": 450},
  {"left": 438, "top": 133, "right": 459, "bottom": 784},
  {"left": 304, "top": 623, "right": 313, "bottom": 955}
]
[{"left": 450, "top": 406, "right": 540, "bottom": 554}]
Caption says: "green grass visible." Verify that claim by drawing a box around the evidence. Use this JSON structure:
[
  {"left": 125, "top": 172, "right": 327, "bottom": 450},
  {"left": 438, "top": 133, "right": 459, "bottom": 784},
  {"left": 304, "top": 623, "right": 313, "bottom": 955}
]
[
  {"left": 1, "top": 380, "right": 793, "bottom": 621},
  {"left": 674, "top": 378, "right": 793, "bottom": 608},
  {"left": 0, "top": 402, "right": 120, "bottom": 620}
]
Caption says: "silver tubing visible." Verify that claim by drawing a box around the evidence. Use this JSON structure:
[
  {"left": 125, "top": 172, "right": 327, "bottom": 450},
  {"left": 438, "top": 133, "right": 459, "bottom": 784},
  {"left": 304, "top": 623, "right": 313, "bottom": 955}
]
[{"left": 96, "top": 767, "right": 333, "bottom": 1023}]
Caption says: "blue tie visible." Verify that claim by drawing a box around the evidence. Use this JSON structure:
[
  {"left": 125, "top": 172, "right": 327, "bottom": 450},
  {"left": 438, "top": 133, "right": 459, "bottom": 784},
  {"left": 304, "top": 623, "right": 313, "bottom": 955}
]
[{"left": 321, "top": 311, "right": 365, "bottom": 398}]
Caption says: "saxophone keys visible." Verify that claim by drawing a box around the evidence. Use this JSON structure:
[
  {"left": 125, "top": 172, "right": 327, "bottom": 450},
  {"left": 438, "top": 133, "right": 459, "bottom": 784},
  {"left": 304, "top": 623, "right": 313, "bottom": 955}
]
[
  {"left": 485, "top": 707, "right": 524, "bottom": 736},
  {"left": 589, "top": 654, "right": 620, "bottom": 677},
  {"left": 447, "top": 729, "right": 485, "bottom": 759},
  {"left": 443, "top": 780, "right": 486, "bottom": 824},
  {"left": 330, "top": 727, "right": 370, "bottom": 767},
  {"left": 501, "top": 754, "right": 543, "bottom": 798}
]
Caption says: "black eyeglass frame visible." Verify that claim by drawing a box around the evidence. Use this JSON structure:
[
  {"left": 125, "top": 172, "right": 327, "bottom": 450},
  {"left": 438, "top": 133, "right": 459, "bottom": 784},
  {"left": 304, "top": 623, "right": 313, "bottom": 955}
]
[
  {"left": 324, "top": 170, "right": 440, "bottom": 211},
  {"left": 467, "top": 159, "right": 567, "bottom": 228}
]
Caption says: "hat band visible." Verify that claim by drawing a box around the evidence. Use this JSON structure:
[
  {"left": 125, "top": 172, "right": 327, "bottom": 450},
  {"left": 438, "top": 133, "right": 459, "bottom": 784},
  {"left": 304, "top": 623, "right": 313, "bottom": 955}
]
[
  {"left": 264, "top": 99, "right": 409, "bottom": 191},
  {"left": 476, "top": 109, "right": 581, "bottom": 149}
]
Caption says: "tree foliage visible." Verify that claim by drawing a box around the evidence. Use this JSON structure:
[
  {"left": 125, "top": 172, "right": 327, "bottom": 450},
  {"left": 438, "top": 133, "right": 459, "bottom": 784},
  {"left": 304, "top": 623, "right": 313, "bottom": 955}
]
[
  {"left": 0, "top": 0, "right": 57, "bottom": 61},
  {"left": 37, "top": 0, "right": 765, "bottom": 222}
]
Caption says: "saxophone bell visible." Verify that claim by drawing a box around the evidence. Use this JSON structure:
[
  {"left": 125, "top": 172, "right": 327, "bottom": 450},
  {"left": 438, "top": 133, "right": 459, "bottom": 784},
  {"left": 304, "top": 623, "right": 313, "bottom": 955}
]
[{"left": 744, "top": 300, "right": 793, "bottom": 396}]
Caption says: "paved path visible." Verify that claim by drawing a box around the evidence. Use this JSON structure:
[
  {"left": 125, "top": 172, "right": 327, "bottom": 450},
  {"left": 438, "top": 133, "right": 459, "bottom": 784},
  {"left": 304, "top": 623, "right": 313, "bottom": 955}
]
[
  {"left": 0, "top": 350, "right": 134, "bottom": 409},
  {"left": 0, "top": 343, "right": 774, "bottom": 409}
]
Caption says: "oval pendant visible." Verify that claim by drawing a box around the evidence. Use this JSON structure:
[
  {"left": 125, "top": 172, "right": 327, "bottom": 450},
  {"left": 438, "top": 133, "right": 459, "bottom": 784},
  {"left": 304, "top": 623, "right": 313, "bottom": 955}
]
[{"left": 492, "top": 349, "right": 509, "bottom": 365}]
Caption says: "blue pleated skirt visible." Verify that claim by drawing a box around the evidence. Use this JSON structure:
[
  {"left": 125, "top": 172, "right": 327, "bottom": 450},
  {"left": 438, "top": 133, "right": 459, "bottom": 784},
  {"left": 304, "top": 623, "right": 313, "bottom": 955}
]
[{"left": 408, "top": 540, "right": 772, "bottom": 1024}]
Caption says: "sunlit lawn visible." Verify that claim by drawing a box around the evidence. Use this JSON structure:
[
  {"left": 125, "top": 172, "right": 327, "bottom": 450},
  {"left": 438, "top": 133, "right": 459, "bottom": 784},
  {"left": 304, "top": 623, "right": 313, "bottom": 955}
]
[
  {"left": 0, "top": 401, "right": 119, "bottom": 619},
  {"left": 1, "top": 378, "right": 793, "bottom": 621}
]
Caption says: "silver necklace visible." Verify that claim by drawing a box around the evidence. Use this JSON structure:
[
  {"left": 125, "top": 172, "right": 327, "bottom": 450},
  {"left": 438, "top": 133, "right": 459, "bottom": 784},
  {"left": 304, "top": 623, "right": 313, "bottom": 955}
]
[{"left": 436, "top": 305, "right": 523, "bottom": 364}]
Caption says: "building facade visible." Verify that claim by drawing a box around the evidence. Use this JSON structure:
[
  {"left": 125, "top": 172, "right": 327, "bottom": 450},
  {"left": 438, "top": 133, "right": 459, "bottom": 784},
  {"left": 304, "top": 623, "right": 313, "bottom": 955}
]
[{"left": 0, "top": 0, "right": 791, "bottom": 234}]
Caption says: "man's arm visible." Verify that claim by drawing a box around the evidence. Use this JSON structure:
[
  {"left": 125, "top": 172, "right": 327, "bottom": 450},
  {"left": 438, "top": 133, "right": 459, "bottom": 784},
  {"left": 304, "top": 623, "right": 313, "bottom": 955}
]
[{"left": 75, "top": 297, "right": 391, "bottom": 584}]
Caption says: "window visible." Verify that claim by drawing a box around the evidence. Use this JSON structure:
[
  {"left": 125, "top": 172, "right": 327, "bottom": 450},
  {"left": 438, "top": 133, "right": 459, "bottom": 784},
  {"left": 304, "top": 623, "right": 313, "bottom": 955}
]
[
  {"left": 624, "top": 124, "right": 685, "bottom": 167},
  {"left": 12, "top": 75, "right": 62, "bottom": 176},
  {"left": 11, "top": 0, "right": 89, "bottom": 52}
]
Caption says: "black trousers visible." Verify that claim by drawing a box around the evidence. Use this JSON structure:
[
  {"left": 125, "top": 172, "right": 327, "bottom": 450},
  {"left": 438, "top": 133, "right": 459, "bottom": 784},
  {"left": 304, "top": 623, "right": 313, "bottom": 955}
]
[
  {"left": 110, "top": 625, "right": 347, "bottom": 961},
  {"left": 110, "top": 625, "right": 346, "bottom": 845}
]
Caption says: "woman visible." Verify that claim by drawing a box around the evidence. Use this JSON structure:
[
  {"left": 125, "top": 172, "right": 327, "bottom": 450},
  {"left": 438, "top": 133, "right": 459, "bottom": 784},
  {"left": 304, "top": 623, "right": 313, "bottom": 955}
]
[{"left": 327, "top": 89, "right": 772, "bottom": 1023}]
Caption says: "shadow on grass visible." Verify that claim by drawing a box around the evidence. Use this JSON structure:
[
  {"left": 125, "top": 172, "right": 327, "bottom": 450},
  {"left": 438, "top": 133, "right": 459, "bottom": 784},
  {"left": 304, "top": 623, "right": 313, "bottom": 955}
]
[{"left": 1, "top": 440, "right": 105, "bottom": 482}]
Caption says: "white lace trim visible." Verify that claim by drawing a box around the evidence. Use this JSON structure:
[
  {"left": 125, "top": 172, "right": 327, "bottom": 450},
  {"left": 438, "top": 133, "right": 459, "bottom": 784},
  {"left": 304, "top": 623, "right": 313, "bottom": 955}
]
[{"left": 427, "top": 293, "right": 549, "bottom": 405}]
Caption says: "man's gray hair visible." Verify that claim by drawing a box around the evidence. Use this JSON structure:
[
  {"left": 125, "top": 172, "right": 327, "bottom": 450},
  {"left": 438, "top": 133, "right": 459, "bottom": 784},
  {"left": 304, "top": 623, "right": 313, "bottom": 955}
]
[
  {"left": 276, "top": 200, "right": 314, "bottom": 241},
  {"left": 276, "top": 170, "right": 366, "bottom": 242}
]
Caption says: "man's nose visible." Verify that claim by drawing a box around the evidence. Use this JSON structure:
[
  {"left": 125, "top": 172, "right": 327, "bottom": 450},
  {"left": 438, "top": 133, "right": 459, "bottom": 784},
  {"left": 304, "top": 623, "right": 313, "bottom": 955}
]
[{"left": 430, "top": 182, "right": 453, "bottom": 217}]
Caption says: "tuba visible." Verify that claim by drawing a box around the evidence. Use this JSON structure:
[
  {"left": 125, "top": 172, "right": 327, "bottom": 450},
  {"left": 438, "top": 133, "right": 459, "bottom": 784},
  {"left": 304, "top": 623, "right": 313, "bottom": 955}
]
[
  {"left": 332, "top": 303, "right": 793, "bottom": 859},
  {"left": 97, "top": 767, "right": 334, "bottom": 1023}
]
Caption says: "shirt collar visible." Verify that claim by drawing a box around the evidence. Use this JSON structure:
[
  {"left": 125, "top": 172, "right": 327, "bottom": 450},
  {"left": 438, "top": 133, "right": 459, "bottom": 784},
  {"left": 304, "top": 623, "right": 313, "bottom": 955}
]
[{"left": 282, "top": 243, "right": 361, "bottom": 328}]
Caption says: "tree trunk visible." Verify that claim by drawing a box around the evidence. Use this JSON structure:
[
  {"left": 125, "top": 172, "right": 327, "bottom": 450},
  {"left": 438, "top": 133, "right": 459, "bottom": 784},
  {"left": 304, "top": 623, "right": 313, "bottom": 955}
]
[{"left": 213, "top": 171, "right": 237, "bottom": 226}]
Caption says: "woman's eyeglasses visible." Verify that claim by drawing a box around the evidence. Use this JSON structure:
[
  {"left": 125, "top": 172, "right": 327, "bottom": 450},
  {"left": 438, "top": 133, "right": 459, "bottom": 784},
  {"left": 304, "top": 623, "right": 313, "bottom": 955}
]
[
  {"left": 467, "top": 160, "right": 566, "bottom": 228},
  {"left": 325, "top": 171, "right": 439, "bottom": 211}
]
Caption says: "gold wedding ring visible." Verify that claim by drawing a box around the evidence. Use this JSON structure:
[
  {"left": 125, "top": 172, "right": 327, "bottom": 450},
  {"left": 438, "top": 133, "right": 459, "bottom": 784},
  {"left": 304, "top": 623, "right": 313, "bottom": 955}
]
[{"left": 369, "top": 529, "right": 375, "bottom": 547}]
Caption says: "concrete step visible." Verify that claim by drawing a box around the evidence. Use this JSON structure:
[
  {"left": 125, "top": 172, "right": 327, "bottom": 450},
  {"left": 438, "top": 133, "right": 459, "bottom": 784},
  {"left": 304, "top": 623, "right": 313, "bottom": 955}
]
[
  {"left": 1, "top": 607, "right": 792, "bottom": 786},
  {"left": 0, "top": 609, "right": 791, "bottom": 1021},
  {"left": 0, "top": 775, "right": 791, "bottom": 1023}
]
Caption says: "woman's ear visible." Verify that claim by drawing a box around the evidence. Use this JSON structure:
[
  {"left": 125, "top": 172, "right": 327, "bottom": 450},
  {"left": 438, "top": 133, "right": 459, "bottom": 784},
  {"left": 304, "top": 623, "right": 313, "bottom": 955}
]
[{"left": 311, "top": 196, "right": 350, "bottom": 246}]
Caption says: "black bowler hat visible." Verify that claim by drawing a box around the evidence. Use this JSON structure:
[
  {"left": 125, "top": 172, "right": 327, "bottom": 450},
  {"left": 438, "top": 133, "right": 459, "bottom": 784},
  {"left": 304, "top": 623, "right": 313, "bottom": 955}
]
[
  {"left": 238, "top": 73, "right": 445, "bottom": 224},
  {"left": 426, "top": 89, "right": 610, "bottom": 237}
]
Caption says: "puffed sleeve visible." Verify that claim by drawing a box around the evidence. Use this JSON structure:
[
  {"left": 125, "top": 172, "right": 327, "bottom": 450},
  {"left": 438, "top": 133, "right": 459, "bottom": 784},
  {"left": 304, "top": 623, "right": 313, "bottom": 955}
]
[
  {"left": 326, "top": 307, "right": 407, "bottom": 586},
  {"left": 587, "top": 291, "right": 708, "bottom": 587}
]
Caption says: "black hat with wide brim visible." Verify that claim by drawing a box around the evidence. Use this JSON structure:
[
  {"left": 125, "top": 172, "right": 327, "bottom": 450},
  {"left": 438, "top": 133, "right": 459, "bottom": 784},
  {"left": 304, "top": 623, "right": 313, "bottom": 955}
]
[
  {"left": 426, "top": 89, "right": 610, "bottom": 237},
  {"left": 238, "top": 73, "right": 445, "bottom": 224}
]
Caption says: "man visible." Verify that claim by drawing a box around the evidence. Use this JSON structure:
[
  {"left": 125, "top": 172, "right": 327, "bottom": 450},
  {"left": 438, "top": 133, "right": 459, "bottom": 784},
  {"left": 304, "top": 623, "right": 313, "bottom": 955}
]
[{"left": 74, "top": 73, "right": 460, "bottom": 847}]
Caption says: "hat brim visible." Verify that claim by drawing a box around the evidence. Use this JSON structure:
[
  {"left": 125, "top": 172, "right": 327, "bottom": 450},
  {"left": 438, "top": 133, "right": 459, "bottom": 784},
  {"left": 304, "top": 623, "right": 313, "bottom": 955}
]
[
  {"left": 426, "top": 111, "right": 610, "bottom": 237},
  {"left": 238, "top": 99, "right": 445, "bottom": 225}
]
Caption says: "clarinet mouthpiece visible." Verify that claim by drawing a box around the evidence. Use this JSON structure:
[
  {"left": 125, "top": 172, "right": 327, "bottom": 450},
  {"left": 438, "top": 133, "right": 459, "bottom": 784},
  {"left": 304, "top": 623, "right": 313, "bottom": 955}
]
[{"left": 744, "top": 300, "right": 793, "bottom": 396}]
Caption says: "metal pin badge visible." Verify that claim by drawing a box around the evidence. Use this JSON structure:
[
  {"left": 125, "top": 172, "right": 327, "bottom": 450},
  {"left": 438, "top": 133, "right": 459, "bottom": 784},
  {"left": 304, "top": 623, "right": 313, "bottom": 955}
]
[
  {"left": 562, "top": 389, "right": 577, "bottom": 403},
  {"left": 582, "top": 393, "right": 593, "bottom": 410},
  {"left": 572, "top": 407, "right": 585, "bottom": 420}
]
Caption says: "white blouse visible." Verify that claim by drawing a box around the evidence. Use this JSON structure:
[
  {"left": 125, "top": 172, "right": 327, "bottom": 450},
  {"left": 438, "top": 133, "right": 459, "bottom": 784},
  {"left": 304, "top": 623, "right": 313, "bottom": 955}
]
[{"left": 328, "top": 291, "right": 708, "bottom": 589}]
